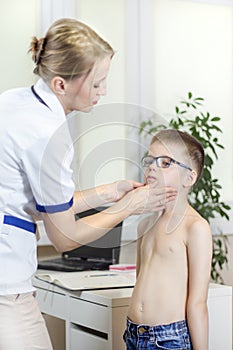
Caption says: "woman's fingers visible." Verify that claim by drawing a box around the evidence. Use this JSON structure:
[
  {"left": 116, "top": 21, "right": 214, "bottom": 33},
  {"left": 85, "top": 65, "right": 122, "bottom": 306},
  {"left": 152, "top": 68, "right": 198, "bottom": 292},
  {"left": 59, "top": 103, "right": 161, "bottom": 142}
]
[{"left": 126, "top": 184, "right": 177, "bottom": 215}]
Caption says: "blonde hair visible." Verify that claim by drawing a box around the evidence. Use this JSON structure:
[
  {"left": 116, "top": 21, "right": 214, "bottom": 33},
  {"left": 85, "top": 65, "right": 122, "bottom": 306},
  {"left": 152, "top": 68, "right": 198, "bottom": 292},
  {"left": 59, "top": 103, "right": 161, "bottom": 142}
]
[
  {"left": 151, "top": 129, "right": 205, "bottom": 183},
  {"left": 28, "top": 18, "right": 114, "bottom": 82}
]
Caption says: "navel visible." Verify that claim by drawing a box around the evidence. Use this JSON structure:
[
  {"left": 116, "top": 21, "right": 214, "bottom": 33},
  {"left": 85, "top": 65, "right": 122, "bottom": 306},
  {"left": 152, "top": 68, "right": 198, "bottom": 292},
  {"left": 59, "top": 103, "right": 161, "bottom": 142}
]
[
  {"left": 168, "top": 246, "right": 174, "bottom": 253},
  {"left": 139, "top": 302, "right": 144, "bottom": 313}
]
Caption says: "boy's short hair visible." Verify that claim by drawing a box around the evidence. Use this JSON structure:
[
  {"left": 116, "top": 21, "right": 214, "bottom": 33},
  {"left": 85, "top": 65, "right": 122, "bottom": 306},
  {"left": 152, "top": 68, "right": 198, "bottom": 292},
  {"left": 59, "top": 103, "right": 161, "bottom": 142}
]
[{"left": 151, "top": 129, "right": 205, "bottom": 183}]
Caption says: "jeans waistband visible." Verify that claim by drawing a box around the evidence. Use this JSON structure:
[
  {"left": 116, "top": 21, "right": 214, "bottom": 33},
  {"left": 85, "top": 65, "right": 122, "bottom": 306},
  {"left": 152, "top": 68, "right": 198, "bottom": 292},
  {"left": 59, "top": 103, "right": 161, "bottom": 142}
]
[
  {"left": 3, "top": 215, "right": 36, "bottom": 234},
  {"left": 126, "top": 318, "right": 188, "bottom": 337}
]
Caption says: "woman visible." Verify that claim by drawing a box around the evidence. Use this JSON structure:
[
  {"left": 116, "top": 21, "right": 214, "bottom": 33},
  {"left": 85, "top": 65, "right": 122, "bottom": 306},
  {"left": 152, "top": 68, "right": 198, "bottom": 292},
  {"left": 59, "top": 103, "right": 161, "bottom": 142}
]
[{"left": 0, "top": 18, "right": 177, "bottom": 349}]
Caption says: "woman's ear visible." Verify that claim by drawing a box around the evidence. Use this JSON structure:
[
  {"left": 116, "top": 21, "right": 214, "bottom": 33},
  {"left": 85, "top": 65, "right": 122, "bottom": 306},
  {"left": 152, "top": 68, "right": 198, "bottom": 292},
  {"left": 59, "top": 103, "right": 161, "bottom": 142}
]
[
  {"left": 183, "top": 170, "right": 197, "bottom": 188},
  {"left": 50, "top": 77, "right": 67, "bottom": 95}
]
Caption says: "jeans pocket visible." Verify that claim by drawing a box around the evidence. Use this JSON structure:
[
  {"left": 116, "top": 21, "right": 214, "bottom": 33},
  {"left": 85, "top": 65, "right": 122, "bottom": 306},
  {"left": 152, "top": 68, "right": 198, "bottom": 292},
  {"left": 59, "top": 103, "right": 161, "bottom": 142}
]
[
  {"left": 155, "top": 335, "right": 187, "bottom": 350},
  {"left": 123, "top": 330, "right": 137, "bottom": 350}
]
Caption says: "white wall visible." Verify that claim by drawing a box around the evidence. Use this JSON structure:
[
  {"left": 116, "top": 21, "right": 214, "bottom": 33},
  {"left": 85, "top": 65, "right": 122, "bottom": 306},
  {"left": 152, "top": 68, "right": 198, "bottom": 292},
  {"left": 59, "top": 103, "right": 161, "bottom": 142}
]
[
  {"left": 0, "top": 0, "right": 37, "bottom": 91},
  {"left": 76, "top": 0, "right": 126, "bottom": 106},
  {"left": 73, "top": 0, "right": 127, "bottom": 189}
]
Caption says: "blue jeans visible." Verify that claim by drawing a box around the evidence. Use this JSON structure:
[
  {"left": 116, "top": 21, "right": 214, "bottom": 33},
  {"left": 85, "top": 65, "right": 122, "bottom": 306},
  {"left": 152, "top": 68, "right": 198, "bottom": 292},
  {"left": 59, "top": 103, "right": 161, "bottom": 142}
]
[{"left": 123, "top": 318, "right": 192, "bottom": 350}]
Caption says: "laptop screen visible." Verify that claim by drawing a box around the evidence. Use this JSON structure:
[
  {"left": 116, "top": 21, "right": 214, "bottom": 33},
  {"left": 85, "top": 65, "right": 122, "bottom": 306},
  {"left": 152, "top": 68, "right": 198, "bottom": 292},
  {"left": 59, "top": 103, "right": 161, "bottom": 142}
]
[{"left": 62, "top": 207, "right": 123, "bottom": 264}]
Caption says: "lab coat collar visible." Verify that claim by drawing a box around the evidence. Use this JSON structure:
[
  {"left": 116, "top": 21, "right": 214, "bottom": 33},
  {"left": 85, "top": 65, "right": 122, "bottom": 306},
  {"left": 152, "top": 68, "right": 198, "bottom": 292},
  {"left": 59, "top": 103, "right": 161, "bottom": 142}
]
[{"left": 33, "top": 78, "right": 65, "bottom": 117}]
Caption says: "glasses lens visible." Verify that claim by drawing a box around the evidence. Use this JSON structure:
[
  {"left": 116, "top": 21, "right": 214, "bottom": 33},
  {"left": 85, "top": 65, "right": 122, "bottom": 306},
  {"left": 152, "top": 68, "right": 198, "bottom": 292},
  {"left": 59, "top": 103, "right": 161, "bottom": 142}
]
[
  {"left": 142, "top": 156, "right": 153, "bottom": 168},
  {"left": 142, "top": 156, "right": 174, "bottom": 168},
  {"left": 157, "top": 157, "right": 172, "bottom": 168}
]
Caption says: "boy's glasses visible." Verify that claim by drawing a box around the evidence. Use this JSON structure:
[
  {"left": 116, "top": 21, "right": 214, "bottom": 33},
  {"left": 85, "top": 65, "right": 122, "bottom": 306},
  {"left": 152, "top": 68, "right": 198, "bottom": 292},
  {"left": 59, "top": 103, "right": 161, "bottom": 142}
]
[{"left": 141, "top": 155, "right": 192, "bottom": 171}]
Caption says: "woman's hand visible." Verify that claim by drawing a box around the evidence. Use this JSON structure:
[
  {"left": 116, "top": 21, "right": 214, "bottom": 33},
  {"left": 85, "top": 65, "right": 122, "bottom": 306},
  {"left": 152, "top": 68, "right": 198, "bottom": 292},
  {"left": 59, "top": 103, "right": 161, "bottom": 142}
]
[
  {"left": 24, "top": 208, "right": 42, "bottom": 241},
  {"left": 110, "top": 180, "right": 144, "bottom": 202},
  {"left": 120, "top": 182, "right": 177, "bottom": 215}
]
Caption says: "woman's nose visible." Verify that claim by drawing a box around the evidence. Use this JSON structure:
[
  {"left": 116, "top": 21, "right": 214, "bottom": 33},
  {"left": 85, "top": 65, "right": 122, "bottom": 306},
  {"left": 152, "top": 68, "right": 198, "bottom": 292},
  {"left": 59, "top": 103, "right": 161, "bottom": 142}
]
[{"left": 98, "top": 81, "right": 107, "bottom": 96}]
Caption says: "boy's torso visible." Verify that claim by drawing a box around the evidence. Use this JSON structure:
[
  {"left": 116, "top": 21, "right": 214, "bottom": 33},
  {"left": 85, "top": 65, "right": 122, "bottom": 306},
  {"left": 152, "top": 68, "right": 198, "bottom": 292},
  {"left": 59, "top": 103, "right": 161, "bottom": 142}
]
[{"left": 128, "top": 206, "right": 202, "bottom": 326}]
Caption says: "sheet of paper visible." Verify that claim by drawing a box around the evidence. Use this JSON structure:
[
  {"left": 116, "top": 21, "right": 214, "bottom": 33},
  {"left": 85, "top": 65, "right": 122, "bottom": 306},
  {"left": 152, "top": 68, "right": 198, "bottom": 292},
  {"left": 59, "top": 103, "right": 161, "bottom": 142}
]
[{"left": 35, "top": 270, "right": 136, "bottom": 290}]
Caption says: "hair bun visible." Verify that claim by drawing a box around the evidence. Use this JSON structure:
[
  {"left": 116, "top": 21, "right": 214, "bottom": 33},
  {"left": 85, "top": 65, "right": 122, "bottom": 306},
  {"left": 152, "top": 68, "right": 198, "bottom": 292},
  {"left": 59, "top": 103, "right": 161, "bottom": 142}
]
[{"left": 29, "top": 36, "right": 46, "bottom": 65}]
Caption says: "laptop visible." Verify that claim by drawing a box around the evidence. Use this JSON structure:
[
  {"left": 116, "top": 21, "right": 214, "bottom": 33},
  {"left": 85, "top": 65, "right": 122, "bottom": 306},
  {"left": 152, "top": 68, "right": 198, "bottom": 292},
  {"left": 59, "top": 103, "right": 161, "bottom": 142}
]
[{"left": 38, "top": 207, "right": 123, "bottom": 272}]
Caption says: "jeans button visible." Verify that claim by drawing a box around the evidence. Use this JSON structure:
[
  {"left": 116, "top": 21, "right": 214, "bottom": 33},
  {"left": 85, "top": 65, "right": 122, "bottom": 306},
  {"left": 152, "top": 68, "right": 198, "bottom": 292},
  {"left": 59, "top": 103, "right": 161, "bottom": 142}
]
[{"left": 138, "top": 326, "right": 147, "bottom": 334}]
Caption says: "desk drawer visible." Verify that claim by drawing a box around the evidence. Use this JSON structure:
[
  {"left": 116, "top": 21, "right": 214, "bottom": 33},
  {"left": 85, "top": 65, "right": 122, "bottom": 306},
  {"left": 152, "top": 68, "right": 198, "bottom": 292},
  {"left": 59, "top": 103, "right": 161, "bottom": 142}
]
[
  {"left": 69, "top": 297, "right": 110, "bottom": 333},
  {"left": 70, "top": 325, "right": 109, "bottom": 350},
  {"left": 35, "top": 288, "right": 68, "bottom": 320}
]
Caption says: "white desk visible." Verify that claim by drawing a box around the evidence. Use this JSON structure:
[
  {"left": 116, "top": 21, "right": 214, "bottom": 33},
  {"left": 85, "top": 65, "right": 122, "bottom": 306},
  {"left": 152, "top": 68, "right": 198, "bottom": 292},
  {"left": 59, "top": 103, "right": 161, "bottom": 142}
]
[{"left": 33, "top": 277, "right": 232, "bottom": 350}]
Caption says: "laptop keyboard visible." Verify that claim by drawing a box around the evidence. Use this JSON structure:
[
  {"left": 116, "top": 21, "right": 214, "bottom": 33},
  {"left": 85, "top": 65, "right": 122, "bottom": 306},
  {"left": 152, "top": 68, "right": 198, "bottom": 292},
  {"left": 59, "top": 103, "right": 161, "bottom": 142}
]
[{"left": 38, "top": 258, "right": 111, "bottom": 272}]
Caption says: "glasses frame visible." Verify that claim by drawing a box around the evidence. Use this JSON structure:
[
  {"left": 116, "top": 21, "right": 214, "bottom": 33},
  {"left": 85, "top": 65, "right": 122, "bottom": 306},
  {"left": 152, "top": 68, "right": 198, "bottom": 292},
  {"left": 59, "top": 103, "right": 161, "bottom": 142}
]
[{"left": 141, "top": 155, "right": 192, "bottom": 172}]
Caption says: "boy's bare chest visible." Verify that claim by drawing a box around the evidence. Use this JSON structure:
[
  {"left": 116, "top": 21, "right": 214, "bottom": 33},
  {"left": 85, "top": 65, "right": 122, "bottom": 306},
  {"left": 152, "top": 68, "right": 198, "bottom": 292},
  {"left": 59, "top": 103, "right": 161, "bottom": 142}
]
[{"left": 141, "top": 220, "right": 187, "bottom": 259}]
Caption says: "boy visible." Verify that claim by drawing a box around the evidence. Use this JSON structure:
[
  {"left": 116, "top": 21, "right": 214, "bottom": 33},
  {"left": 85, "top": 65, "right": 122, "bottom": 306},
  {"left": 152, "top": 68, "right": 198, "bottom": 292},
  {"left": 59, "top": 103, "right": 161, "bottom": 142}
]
[{"left": 124, "top": 129, "right": 213, "bottom": 350}]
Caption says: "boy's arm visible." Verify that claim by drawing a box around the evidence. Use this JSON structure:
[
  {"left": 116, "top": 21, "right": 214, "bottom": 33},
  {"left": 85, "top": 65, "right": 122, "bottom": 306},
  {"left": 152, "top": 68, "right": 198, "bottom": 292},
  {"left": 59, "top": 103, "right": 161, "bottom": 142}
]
[
  {"left": 186, "top": 219, "right": 213, "bottom": 350},
  {"left": 136, "top": 220, "right": 144, "bottom": 277},
  {"left": 136, "top": 217, "right": 150, "bottom": 277},
  {"left": 136, "top": 215, "right": 157, "bottom": 277}
]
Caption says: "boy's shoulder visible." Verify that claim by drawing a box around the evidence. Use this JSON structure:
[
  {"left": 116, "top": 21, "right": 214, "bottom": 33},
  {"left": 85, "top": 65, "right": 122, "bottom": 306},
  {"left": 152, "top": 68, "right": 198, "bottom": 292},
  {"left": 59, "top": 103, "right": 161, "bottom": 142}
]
[
  {"left": 186, "top": 205, "right": 209, "bottom": 226},
  {"left": 185, "top": 206, "right": 211, "bottom": 240}
]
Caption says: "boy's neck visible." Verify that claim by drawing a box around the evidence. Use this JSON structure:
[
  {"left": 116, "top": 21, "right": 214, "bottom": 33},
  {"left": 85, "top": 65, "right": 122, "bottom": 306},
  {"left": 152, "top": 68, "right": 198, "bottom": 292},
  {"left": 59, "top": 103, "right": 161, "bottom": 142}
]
[
  {"left": 163, "top": 192, "right": 190, "bottom": 216},
  {"left": 158, "top": 194, "right": 192, "bottom": 234}
]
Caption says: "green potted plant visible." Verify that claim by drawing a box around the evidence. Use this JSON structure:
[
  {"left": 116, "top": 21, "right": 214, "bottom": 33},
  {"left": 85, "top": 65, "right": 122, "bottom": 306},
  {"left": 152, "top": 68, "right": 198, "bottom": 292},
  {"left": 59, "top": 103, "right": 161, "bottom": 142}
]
[{"left": 139, "top": 92, "right": 231, "bottom": 284}]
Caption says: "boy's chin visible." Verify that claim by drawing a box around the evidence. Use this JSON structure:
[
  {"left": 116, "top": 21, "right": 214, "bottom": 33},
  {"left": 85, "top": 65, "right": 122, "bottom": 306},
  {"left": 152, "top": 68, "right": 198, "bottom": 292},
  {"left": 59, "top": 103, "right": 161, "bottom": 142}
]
[{"left": 146, "top": 178, "right": 159, "bottom": 185}]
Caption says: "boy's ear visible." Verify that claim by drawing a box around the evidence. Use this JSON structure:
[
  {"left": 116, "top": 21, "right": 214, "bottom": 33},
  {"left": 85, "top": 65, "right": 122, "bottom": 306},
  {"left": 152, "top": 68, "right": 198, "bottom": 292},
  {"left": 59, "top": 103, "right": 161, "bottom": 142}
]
[
  {"left": 50, "top": 77, "right": 67, "bottom": 95},
  {"left": 183, "top": 170, "right": 197, "bottom": 188}
]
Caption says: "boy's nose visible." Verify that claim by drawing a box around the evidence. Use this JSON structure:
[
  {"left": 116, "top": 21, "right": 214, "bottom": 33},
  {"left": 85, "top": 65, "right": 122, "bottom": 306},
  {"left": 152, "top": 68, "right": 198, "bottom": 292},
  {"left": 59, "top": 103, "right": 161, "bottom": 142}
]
[{"left": 148, "top": 163, "right": 157, "bottom": 171}]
